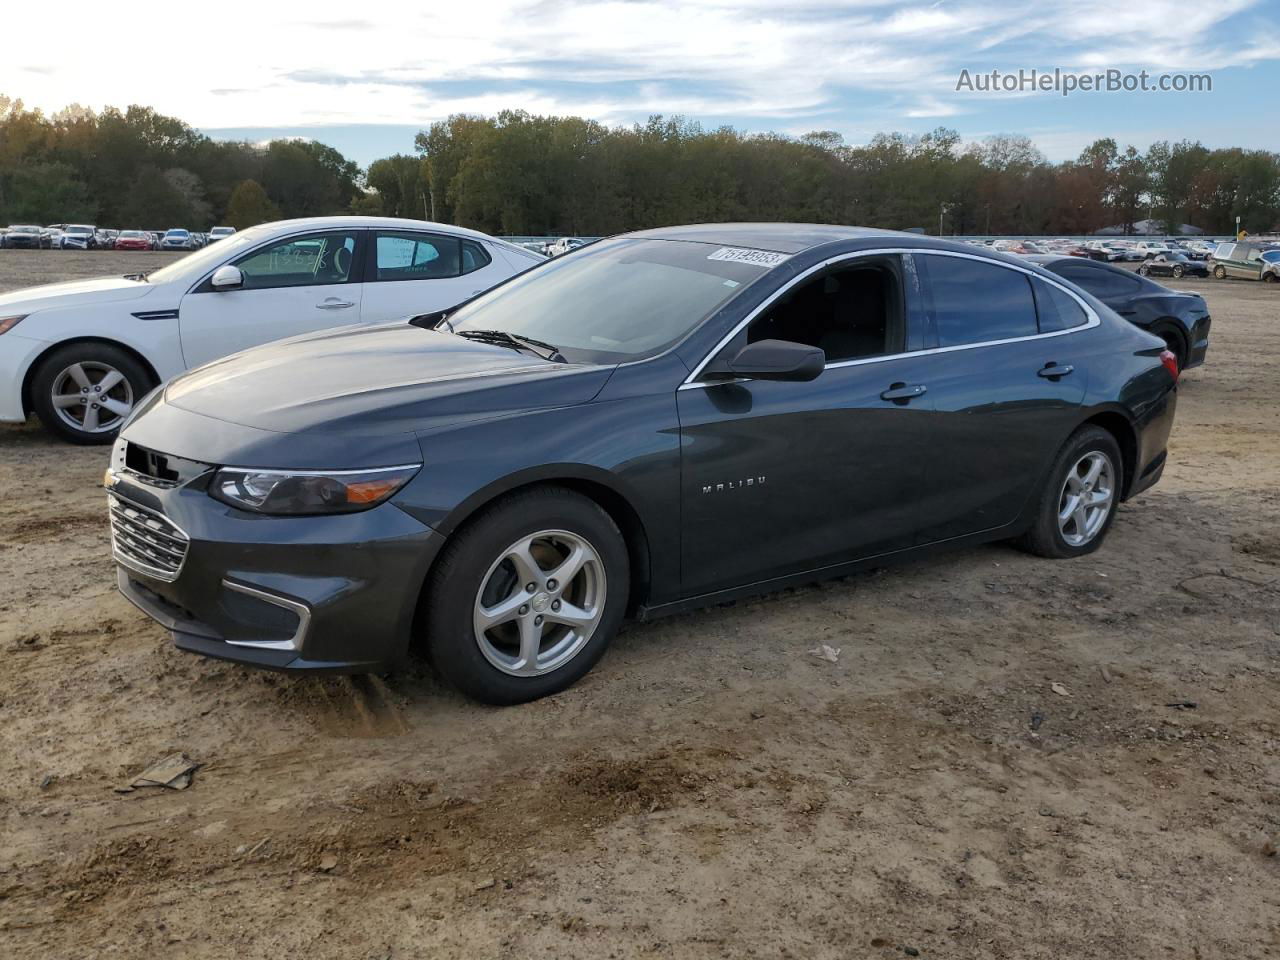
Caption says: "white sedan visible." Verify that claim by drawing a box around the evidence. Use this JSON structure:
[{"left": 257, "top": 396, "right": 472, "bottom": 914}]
[{"left": 0, "top": 216, "right": 544, "bottom": 443}]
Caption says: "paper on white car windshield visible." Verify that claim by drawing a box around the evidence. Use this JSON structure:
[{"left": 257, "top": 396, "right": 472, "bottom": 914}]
[{"left": 706, "top": 247, "right": 789, "bottom": 268}]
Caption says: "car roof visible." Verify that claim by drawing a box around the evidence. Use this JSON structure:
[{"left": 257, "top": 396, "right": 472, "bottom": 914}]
[
  {"left": 232, "top": 216, "right": 542, "bottom": 259},
  {"left": 622, "top": 222, "right": 911, "bottom": 254}
]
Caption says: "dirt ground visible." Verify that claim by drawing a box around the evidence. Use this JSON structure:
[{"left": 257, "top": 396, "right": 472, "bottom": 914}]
[{"left": 0, "top": 250, "right": 1277, "bottom": 959}]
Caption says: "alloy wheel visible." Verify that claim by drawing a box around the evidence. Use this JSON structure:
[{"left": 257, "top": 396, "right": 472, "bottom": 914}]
[
  {"left": 1057, "top": 451, "right": 1115, "bottom": 547},
  {"left": 50, "top": 361, "right": 134, "bottom": 434},
  {"left": 472, "top": 529, "right": 606, "bottom": 677}
]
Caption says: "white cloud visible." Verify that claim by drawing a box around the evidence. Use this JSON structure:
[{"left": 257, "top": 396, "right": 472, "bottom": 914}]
[{"left": 0, "top": 0, "right": 1273, "bottom": 135}]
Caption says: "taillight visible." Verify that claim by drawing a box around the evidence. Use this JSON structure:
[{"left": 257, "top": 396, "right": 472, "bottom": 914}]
[{"left": 1159, "top": 349, "right": 1179, "bottom": 382}]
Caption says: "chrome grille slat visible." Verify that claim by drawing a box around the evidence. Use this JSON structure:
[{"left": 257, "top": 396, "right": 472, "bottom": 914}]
[{"left": 108, "top": 494, "right": 190, "bottom": 582}]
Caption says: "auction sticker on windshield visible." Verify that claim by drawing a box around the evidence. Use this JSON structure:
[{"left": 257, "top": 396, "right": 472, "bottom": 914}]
[{"left": 706, "top": 247, "right": 790, "bottom": 267}]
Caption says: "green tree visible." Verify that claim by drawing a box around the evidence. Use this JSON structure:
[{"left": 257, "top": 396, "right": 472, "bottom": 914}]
[
  {"left": 225, "top": 179, "right": 280, "bottom": 229},
  {"left": 6, "top": 161, "right": 94, "bottom": 222}
]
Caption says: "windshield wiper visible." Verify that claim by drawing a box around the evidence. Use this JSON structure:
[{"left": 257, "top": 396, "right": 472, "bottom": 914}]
[{"left": 455, "top": 329, "right": 565, "bottom": 362}]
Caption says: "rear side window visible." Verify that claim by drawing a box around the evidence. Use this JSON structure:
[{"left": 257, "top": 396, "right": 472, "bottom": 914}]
[
  {"left": 373, "top": 232, "right": 492, "bottom": 281},
  {"left": 1052, "top": 262, "right": 1141, "bottom": 299},
  {"left": 922, "top": 255, "right": 1038, "bottom": 347},
  {"left": 1214, "top": 243, "right": 1235, "bottom": 260},
  {"left": 1031, "top": 278, "right": 1089, "bottom": 333}
]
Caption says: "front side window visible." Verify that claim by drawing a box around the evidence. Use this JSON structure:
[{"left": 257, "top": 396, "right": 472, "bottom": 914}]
[
  {"left": 922, "top": 255, "right": 1038, "bottom": 347},
  {"left": 448, "top": 237, "right": 764, "bottom": 363},
  {"left": 234, "top": 231, "right": 358, "bottom": 290},
  {"left": 745, "top": 258, "right": 904, "bottom": 362},
  {"left": 1031, "top": 277, "right": 1089, "bottom": 333}
]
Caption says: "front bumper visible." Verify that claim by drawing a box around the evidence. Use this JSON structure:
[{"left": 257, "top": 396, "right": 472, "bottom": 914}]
[{"left": 108, "top": 469, "right": 445, "bottom": 673}]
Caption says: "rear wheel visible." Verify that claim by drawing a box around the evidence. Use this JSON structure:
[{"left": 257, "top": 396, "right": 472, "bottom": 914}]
[
  {"left": 1015, "top": 426, "right": 1123, "bottom": 559},
  {"left": 424, "top": 486, "right": 629, "bottom": 705},
  {"left": 31, "top": 343, "right": 154, "bottom": 445},
  {"left": 1213, "top": 264, "right": 1227, "bottom": 280},
  {"left": 1172, "top": 264, "right": 1184, "bottom": 278}
]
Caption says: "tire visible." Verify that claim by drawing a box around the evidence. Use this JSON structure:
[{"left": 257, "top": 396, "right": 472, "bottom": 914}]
[
  {"left": 1015, "top": 426, "right": 1123, "bottom": 560},
  {"left": 30, "top": 343, "right": 155, "bottom": 445},
  {"left": 424, "top": 486, "right": 630, "bottom": 705},
  {"left": 1213, "top": 265, "right": 1227, "bottom": 280},
  {"left": 1172, "top": 265, "right": 1183, "bottom": 278},
  {"left": 1137, "top": 265, "right": 1147, "bottom": 276},
  {"left": 1263, "top": 272, "right": 1278, "bottom": 284}
]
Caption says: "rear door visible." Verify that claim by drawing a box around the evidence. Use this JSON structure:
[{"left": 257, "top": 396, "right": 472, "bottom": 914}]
[
  {"left": 359, "top": 230, "right": 513, "bottom": 324},
  {"left": 178, "top": 229, "right": 365, "bottom": 368},
  {"left": 908, "top": 253, "right": 1089, "bottom": 543}
]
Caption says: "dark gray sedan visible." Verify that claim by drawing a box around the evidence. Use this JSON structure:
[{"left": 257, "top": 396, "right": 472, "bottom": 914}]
[{"left": 110, "top": 225, "right": 1180, "bottom": 704}]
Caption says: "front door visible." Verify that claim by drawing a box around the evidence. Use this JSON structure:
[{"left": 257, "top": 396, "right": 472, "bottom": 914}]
[
  {"left": 678, "top": 357, "right": 938, "bottom": 597},
  {"left": 677, "top": 253, "right": 937, "bottom": 598},
  {"left": 178, "top": 229, "right": 365, "bottom": 369}
]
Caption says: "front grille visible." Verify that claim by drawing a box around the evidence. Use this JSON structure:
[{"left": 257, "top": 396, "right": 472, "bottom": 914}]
[{"left": 109, "top": 494, "right": 190, "bottom": 582}]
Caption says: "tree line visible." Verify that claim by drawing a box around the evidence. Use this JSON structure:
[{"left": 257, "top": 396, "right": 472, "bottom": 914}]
[
  {"left": 0, "top": 96, "right": 360, "bottom": 229},
  {"left": 4, "top": 96, "right": 1279, "bottom": 237}
]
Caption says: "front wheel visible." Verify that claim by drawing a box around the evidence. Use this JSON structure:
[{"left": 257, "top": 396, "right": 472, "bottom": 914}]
[
  {"left": 1263, "top": 272, "right": 1278, "bottom": 284},
  {"left": 31, "top": 343, "right": 154, "bottom": 444},
  {"left": 1172, "top": 265, "right": 1184, "bottom": 278},
  {"left": 1015, "top": 426, "right": 1123, "bottom": 559},
  {"left": 424, "top": 487, "right": 630, "bottom": 705}
]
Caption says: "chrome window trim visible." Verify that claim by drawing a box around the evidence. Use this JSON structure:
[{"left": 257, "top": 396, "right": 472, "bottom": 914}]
[
  {"left": 220, "top": 580, "right": 311, "bottom": 652},
  {"left": 678, "top": 247, "right": 1100, "bottom": 391}
]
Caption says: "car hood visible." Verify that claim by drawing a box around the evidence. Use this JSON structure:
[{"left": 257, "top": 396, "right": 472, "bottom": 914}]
[
  {"left": 163, "top": 323, "right": 614, "bottom": 437},
  {"left": 0, "top": 275, "right": 155, "bottom": 313}
]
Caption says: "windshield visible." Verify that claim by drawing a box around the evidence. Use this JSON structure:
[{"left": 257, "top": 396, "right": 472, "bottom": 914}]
[
  {"left": 165, "top": 230, "right": 189, "bottom": 237},
  {"left": 145, "top": 224, "right": 274, "bottom": 284},
  {"left": 448, "top": 237, "right": 767, "bottom": 363},
  {"left": 120, "top": 231, "right": 145, "bottom": 238},
  {"left": 9, "top": 225, "right": 39, "bottom": 234},
  {"left": 67, "top": 225, "right": 93, "bottom": 234}
]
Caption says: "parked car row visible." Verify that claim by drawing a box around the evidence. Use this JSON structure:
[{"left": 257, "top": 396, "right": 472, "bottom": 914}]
[
  {"left": 978, "top": 236, "right": 1220, "bottom": 262},
  {"left": 1, "top": 225, "right": 236, "bottom": 250}
]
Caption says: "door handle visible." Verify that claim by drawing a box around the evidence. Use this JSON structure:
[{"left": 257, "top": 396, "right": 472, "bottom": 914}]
[
  {"left": 1116, "top": 309, "right": 1137, "bottom": 316},
  {"left": 1038, "top": 362, "right": 1075, "bottom": 379},
  {"left": 880, "top": 382, "right": 927, "bottom": 402},
  {"left": 316, "top": 298, "right": 355, "bottom": 310}
]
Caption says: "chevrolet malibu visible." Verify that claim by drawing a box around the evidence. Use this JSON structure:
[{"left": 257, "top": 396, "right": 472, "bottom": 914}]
[
  {"left": 107, "top": 224, "right": 1179, "bottom": 705},
  {"left": 0, "top": 217, "right": 544, "bottom": 443}
]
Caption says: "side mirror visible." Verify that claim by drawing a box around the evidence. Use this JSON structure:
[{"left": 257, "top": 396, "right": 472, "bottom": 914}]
[
  {"left": 210, "top": 264, "right": 243, "bottom": 291},
  {"left": 724, "top": 339, "right": 825, "bottom": 382}
]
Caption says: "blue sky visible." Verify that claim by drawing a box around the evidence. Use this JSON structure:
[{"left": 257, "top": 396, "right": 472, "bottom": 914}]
[{"left": 5, "top": 0, "right": 1279, "bottom": 166}]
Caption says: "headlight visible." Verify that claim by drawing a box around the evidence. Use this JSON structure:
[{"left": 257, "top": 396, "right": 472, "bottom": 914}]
[
  {"left": 210, "top": 464, "right": 421, "bottom": 515},
  {"left": 0, "top": 315, "right": 27, "bottom": 335}
]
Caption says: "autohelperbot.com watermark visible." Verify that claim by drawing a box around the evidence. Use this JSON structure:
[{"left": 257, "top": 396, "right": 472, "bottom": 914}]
[{"left": 956, "top": 68, "right": 1212, "bottom": 97}]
